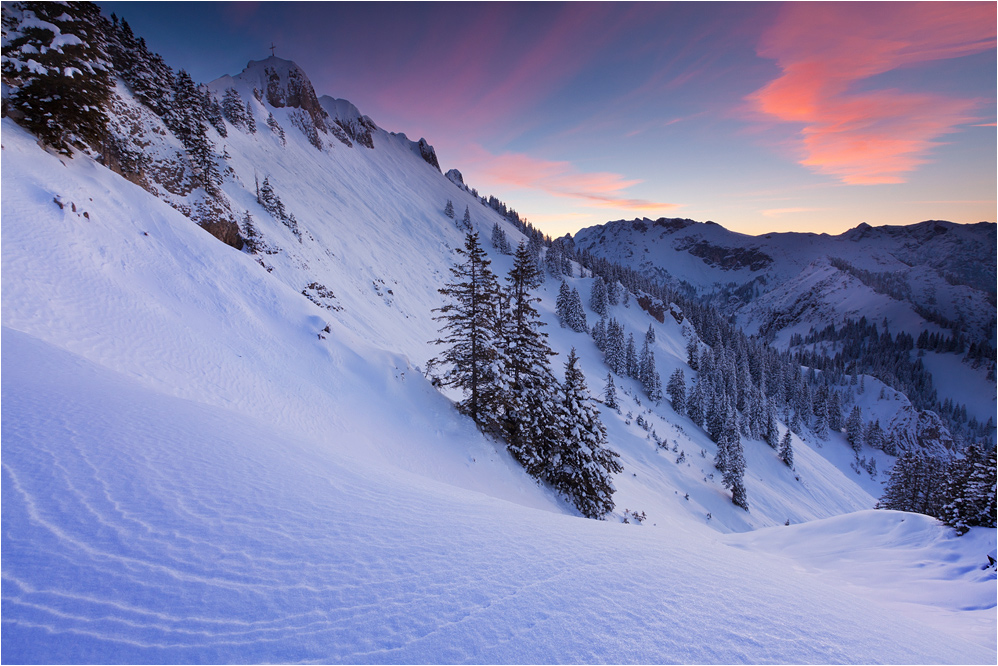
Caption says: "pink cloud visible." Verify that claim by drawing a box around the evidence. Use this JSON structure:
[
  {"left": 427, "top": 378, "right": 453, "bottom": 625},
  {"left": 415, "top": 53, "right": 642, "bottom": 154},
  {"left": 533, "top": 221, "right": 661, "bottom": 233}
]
[
  {"left": 749, "top": 2, "right": 995, "bottom": 184},
  {"left": 468, "top": 147, "right": 680, "bottom": 212}
]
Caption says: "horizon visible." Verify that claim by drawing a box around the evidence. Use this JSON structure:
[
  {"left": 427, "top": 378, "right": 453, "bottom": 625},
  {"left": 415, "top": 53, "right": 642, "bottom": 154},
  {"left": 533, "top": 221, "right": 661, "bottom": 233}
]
[{"left": 98, "top": 1, "right": 997, "bottom": 238}]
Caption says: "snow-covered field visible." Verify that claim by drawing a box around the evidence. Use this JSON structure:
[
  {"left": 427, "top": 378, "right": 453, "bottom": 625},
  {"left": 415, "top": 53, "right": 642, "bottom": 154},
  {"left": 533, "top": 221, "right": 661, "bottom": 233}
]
[{"left": 3, "top": 78, "right": 995, "bottom": 664}]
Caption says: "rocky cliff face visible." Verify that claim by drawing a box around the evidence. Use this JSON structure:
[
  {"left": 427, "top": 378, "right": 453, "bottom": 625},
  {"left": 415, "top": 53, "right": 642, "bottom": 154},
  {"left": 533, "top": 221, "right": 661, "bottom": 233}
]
[{"left": 239, "top": 57, "right": 329, "bottom": 132}]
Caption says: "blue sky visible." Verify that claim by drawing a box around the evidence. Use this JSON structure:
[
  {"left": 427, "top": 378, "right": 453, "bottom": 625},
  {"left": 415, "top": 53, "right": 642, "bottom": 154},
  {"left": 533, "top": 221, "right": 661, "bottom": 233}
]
[{"left": 100, "top": 2, "right": 996, "bottom": 237}]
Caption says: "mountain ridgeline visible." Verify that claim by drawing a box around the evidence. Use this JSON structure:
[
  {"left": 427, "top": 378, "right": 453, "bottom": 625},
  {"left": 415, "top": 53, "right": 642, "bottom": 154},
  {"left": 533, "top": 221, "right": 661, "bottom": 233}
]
[
  {"left": 575, "top": 217, "right": 997, "bottom": 447},
  {"left": 2, "top": 0, "right": 993, "bottom": 532}
]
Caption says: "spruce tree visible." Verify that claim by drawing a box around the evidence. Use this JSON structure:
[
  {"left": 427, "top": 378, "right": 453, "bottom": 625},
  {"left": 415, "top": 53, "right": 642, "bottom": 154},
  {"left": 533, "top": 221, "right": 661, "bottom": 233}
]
[
  {"left": 500, "top": 243, "right": 559, "bottom": 473},
  {"left": 444, "top": 199, "right": 455, "bottom": 219},
  {"left": 722, "top": 404, "right": 748, "bottom": 509},
  {"left": 3, "top": 1, "right": 112, "bottom": 153},
  {"left": 778, "top": 429, "right": 793, "bottom": 467},
  {"left": 625, "top": 333, "right": 639, "bottom": 379},
  {"left": 166, "top": 69, "right": 220, "bottom": 193},
  {"left": 430, "top": 232, "right": 504, "bottom": 429},
  {"left": 267, "top": 112, "right": 285, "bottom": 144},
  {"left": 545, "top": 243, "right": 562, "bottom": 277},
  {"left": 846, "top": 406, "right": 864, "bottom": 452},
  {"left": 491, "top": 221, "right": 511, "bottom": 254},
  {"left": 666, "top": 368, "right": 686, "bottom": 415},
  {"left": 714, "top": 396, "right": 730, "bottom": 471},
  {"left": 607, "top": 280, "right": 621, "bottom": 306},
  {"left": 604, "top": 318, "right": 625, "bottom": 374},
  {"left": 639, "top": 340, "right": 661, "bottom": 401},
  {"left": 461, "top": 205, "right": 472, "bottom": 231},
  {"left": 687, "top": 378, "right": 705, "bottom": 427},
  {"left": 567, "top": 287, "right": 587, "bottom": 333},
  {"left": 765, "top": 404, "right": 780, "bottom": 449},
  {"left": 603, "top": 373, "right": 618, "bottom": 410},
  {"left": 865, "top": 420, "right": 885, "bottom": 452},
  {"left": 707, "top": 385, "right": 725, "bottom": 444},
  {"left": 686, "top": 337, "right": 699, "bottom": 371},
  {"left": 106, "top": 14, "right": 174, "bottom": 117},
  {"left": 591, "top": 318, "right": 607, "bottom": 351},
  {"left": 244, "top": 100, "right": 257, "bottom": 133},
  {"left": 590, "top": 275, "right": 609, "bottom": 318},
  {"left": 940, "top": 445, "right": 984, "bottom": 535},
  {"left": 222, "top": 87, "right": 246, "bottom": 128},
  {"left": 556, "top": 280, "right": 572, "bottom": 328},
  {"left": 549, "top": 348, "right": 622, "bottom": 519}
]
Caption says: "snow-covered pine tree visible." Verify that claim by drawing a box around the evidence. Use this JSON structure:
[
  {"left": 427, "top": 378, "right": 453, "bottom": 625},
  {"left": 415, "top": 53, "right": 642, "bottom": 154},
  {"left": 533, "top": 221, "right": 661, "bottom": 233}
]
[
  {"left": 2, "top": 1, "right": 112, "bottom": 153},
  {"left": 257, "top": 177, "right": 286, "bottom": 220},
  {"left": 591, "top": 318, "right": 607, "bottom": 352},
  {"left": 202, "top": 87, "right": 226, "bottom": 137},
  {"left": 548, "top": 348, "right": 623, "bottom": 519},
  {"left": 461, "top": 205, "right": 472, "bottom": 231},
  {"left": 567, "top": 287, "right": 587, "bottom": 333},
  {"left": 590, "top": 275, "right": 609, "bottom": 318},
  {"left": 778, "top": 429, "right": 793, "bottom": 467},
  {"left": 444, "top": 199, "right": 455, "bottom": 219},
  {"left": 638, "top": 339, "right": 661, "bottom": 400},
  {"left": 645, "top": 323, "right": 656, "bottom": 345},
  {"left": 722, "top": 404, "right": 748, "bottom": 509},
  {"left": 828, "top": 390, "right": 843, "bottom": 431},
  {"left": 604, "top": 318, "right": 625, "bottom": 375},
  {"left": 607, "top": 280, "right": 621, "bottom": 306},
  {"left": 686, "top": 337, "right": 699, "bottom": 371},
  {"left": 106, "top": 13, "right": 174, "bottom": 117},
  {"left": 879, "top": 451, "right": 946, "bottom": 517},
  {"left": 555, "top": 280, "right": 572, "bottom": 328},
  {"left": 687, "top": 378, "right": 705, "bottom": 427},
  {"left": 166, "top": 69, "right": 220, "bottom": 193},
  {"left": 846, "top": 406, "right": 864, "bottom": 452},
  {"left": 714, "top": 396, "right": 730, "bottom": 470},
  {"left": 430, "top": 232, "right": 504, "bottom": 429},
  {"left": 244, "top": 100, "right": 257, "bottom": 133},
  {"left": 222, "top": 87, "right": 247, "bottom": 129},
  {"left": 267, "top": 112, "right": 285, "bottom": 145},
  {"left": 814, "top": 400, "right": 829, "bottom": 440},
  {"left": 666, "top": 368, "right": 686, "bottom": 415},
  {"left": 865, "top": 420, "right": 885, "bottom": 452},
  {"left": 603, "top": 373, "right": 618, "bottom": 410},
  {"left": 707, "top": 384, "right": 725, "bottom": 444},
  {"left": 971, "top": 446, "right": 997, "bottom": 528},
  {"left": 499, "top": 243, "right": 558, "bottom": 475},
  {"left": 491, "top": 221, "right": 511, "bottom": 255},
  {"left": 545, "top": 243, "right": 562, "bottom": 278},
  {"left": 625, "top": 333, "right": 639, "bottom": 379},
  {"left": 940, "top": 444, "right": 986, "bottom": 535},
  {"left": 765, "top": 403, "right": 780, "bottom": 449}
]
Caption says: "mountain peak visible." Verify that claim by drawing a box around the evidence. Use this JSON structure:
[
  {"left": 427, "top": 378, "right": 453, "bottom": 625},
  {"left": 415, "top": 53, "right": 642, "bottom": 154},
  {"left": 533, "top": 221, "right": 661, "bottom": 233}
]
[{"left": 232, "top": 56, "right": 326, "bottom": 129}]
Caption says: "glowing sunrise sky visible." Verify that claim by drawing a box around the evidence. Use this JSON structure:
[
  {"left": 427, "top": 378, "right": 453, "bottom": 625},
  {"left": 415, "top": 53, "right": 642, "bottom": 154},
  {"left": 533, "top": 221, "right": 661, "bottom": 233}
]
[{"left": 99, "top": 1, "right": 996, "bottom": 237}]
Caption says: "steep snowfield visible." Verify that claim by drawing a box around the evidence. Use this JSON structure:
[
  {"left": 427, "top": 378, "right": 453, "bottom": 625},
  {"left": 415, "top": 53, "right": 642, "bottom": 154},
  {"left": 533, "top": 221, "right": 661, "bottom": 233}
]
[{"left": 3, "top": 79, "right": 995, "bottom": 664}]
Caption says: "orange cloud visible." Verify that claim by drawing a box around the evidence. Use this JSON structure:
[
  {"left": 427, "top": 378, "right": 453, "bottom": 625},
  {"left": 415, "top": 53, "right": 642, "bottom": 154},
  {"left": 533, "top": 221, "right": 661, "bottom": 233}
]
[
  {"left": 750, "top": 3, "right": 996, "bottom": 184},
  {"left": 471, "top": 148, "right": 681, "bottom": 211}
]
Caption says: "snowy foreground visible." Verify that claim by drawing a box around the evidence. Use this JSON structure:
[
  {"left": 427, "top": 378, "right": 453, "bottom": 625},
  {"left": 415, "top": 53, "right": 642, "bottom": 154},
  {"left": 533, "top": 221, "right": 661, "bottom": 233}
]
[
  {"left": 2, "top": 115, "right": 995, "bottom": 663},
  {"left": 3, "top": 329, "right": 995, "bottom": 664}
]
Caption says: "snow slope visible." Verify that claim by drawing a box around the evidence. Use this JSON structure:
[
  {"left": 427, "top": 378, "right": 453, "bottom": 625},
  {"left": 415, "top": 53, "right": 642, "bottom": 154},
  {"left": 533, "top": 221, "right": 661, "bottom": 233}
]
[{"left": 3, "top": 55, "right": 996, "bottom": 663}]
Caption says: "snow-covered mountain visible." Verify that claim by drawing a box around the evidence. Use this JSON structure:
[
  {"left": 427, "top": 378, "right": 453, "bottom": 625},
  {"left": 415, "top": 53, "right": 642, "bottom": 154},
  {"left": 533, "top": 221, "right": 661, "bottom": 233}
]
[
  {"left": 2, "top": 6, "right": 995, "bottom": 663},
  {"left": 575, "top": 217, "right": 995, "bottom": 340},
  {"left": 574, "top": 217, "right": 997, "bottom": 428}
]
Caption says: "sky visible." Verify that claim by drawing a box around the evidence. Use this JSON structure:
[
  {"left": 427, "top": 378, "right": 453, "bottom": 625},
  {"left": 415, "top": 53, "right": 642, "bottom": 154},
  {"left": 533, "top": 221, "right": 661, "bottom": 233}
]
[{"left": 98, "top": 2, "right": 997, "bottom": 238}]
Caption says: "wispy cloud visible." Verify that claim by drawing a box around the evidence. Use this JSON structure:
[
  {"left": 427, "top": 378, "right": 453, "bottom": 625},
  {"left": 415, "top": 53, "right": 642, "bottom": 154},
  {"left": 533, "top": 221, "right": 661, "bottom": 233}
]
[
  {"left": 749, "top": 3, "right": 995, "bottom": 185},
  {"left": 468, "top": 147, "right": 680, "bottom": 212}
]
